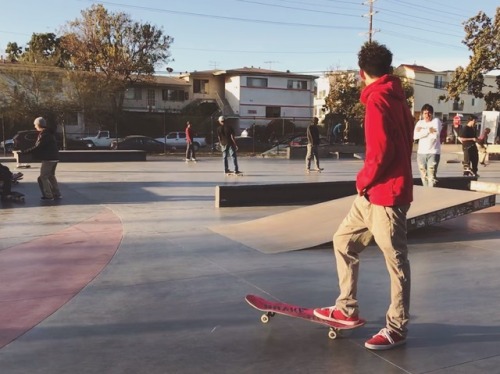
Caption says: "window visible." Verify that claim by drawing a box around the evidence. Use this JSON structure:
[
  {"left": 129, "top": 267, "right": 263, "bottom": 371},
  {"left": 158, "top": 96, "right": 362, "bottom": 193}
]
[
  {"left": 452, "top": 98, "right": 464, "bottom": 111},
  {"left": 162, "top": 88, "right": 187, "bottom": 101},
  {"left": 193, "top": 79, "right": 209, "bottom": 94},
  {"left": 125, "top": 87, "right": 142, "bottom": 100},
  {"left": 147, "top": 89, "right": 155, "bottom": 107},
  {"left": 287, "top": 79, "right": 307, "bottom": 90},
  {"left": 248, "top": 109, "right": 257, "bottom": 114},
  {"left": 247, "top": 77, "right": 268, "bottom": 88},
  {"left": 266, "top": 106, "right": 281, "bottom": 118},
  {"left": 434, "top": 76, "right": 446, "bottom": 89},
  {"left": 472, "top": 98, "right": 476, "bottom": 106}
]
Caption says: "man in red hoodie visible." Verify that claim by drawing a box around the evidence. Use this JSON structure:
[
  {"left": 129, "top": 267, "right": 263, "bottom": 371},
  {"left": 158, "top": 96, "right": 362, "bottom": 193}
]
[{"left": 314, "top": 42, "right": 415, "bottom": 350}]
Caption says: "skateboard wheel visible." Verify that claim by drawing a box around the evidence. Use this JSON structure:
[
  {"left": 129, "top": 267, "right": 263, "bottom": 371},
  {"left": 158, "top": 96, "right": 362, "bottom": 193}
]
[
  {"left": 260, "top": 314, "right": 270, "bottom": 324},
  {"left": 328, "top": 328, "right": 338, "bottom": 340}
]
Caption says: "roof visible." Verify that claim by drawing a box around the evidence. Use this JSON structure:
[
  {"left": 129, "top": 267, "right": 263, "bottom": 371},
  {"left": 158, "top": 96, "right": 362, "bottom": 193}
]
[
  {"left": 398, "top": 64, "right": 435, "bottom": 73},
  {"left": 221, "top": 67, "right": 318, "bottom": 79},
  {"left": 150, "top": 76, "right": 191, "bottom": 86},
  {"left": 182, "top": 67, "right": 318, "bottom": 80}
]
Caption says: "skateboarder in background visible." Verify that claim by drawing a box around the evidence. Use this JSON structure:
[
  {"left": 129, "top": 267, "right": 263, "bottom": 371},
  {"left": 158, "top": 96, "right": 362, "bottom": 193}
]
[
  {"left": 313, "top": 41, "right": 415, "bottom": 350},
  {"left": 458, "top": 115, "right": 479, "bottom": 176},
  {"left": 19, "top": 117, "right": 62, "bottom": 200},
  {"left": 305, "top": 117, "right": 323, "bottom": 172},
  {"left": 185, "top": 121, "right": 197, "bottom": 161},
  {"left": 217, "top": 116, "right": 241, "bottom": 175}
]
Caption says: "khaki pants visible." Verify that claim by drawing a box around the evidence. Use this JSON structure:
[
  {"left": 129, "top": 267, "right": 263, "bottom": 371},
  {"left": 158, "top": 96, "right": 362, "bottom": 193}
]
[
  {"left": 478, "top": 144, "right": 488, "bottom": 165},
  {"left": 38, "top": 161, "right": 61, "bottom": 198},
  {"left": 305, "top": 144, "right": 320, "bottom": 170},
  {"left": 333, "top": 195, "right": 411, "bottom": 336}
]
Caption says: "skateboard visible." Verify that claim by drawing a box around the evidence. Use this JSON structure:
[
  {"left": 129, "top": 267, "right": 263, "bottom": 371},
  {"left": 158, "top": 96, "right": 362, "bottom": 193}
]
[
  {"left": 306, "top": 168, "right": 323, "bottom": 174},
  {"left": 245, "top": 294, "right": 365, "bottom": 340},
  {"left": 185, "top": 158, "right": 198, "bottom": 162},
  {"left": 1, "top": 191, "right": 25, "bottom": 203},
  {"left": 463, "top": 167, "right": 476, "bottom": 177},
  {"left": 226, "top": 171, "right": 243, "bottom": 176},
  {"left": 16, "top": 163, "right": 31, "bottom": 169},
  {"left": 12, "top": 172, "right": 23, "bottom": 184}
]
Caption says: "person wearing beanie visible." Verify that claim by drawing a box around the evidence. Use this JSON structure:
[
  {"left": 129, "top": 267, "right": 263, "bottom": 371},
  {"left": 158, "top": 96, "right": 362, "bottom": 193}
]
[{"left": 21, "top": 117, "right": 61, "bottom": 200}]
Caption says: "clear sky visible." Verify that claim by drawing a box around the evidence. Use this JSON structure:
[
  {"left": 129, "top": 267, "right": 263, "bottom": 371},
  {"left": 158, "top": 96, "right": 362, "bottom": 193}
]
[{"left": 1, "top": 0, "right": 498, "bottom": 76}]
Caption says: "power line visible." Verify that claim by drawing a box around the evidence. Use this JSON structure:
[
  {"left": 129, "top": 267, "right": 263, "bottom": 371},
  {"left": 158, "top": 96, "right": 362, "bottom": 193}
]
[{"left": 89, "top": 0, "right": 365, "bottom": 31}]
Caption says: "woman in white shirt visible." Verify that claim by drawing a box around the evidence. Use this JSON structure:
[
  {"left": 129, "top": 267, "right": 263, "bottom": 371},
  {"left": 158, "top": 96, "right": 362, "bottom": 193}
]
[{"left": 414, "top": 104, "right": 441, "bottom": 187}]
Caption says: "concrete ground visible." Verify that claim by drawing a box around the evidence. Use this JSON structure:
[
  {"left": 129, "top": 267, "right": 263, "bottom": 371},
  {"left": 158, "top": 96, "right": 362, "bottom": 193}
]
[{"left": 1, "top": 148, "right": 500, "bottom": 374}]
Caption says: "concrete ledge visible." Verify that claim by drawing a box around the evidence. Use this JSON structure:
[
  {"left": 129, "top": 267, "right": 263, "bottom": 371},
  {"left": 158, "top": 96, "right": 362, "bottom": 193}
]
[
  {"left": 216, "top": 177, "right": 475, "bottom": 207},
  {"left": 287, "top": 144, "right": 365, "bottom": 159},
  {"left": 486, "top": 144, "right": 500, "bottom": 154},
  {"left": 470, "top": 180, "right": 500, "bottom": 194},
  {"left": 216, "top": 181, "right": 356, "bottom": 208},
  {"left": 14, "top": 150, "right": 146, "bottom": 163}
]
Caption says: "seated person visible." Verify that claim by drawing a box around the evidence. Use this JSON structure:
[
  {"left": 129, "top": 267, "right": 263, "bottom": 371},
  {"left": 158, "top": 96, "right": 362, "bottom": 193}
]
[{"left": 0, "top": 163, "right": 13, "bottom": 197}]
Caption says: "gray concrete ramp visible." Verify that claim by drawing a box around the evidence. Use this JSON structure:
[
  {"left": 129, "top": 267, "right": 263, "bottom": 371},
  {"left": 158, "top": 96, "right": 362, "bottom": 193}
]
[{"left": 210, "top": 186, "right": 496, "bottom": 254}]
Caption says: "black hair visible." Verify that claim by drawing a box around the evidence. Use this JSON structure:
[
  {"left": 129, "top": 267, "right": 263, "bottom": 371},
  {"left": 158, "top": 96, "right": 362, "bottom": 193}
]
[
  {"left": 421, "top": 104, "right": 434, "bottom": 114},
  {"left": 358, "top": 41, "right": 393, "bottom": 77}
]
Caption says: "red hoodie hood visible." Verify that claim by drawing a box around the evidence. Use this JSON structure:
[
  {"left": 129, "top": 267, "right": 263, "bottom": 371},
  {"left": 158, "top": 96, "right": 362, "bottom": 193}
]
[{"left": 361, "top": 74, "right": 407, "bottom": 105}]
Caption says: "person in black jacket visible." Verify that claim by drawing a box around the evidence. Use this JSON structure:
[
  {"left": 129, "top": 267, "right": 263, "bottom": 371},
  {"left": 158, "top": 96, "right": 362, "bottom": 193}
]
[
  {"left": 21, "top": 117, "right": 61, "bottom": 200},
  {"left": 217, "top": 116, "right": 241, "bottom": 175},
  {"left": 305, "top": 117, "right": 323, "bottom": 172},
  {"left": 458, "top": 115, "right": 479, "bottom": 176}
]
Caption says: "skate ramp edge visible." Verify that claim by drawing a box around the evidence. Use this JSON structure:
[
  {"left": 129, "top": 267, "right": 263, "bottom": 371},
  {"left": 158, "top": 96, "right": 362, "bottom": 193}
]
[{"left": 210, "top": 186, "right": 496, "bottom": 254}]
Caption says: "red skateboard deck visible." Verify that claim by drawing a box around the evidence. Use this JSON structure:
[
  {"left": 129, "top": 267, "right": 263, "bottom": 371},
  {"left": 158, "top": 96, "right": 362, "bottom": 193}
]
[{"left": 245, "top": 294, "right": 365, "bottom": 339}]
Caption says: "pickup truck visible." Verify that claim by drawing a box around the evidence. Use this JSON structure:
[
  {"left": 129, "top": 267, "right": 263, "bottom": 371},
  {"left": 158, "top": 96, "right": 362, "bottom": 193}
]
[
  {"left": 155, "top": 131, "right": 207, "bottom": 151},
  {"left": 82, "top": 130, "right": 115, "bottom": 148}
]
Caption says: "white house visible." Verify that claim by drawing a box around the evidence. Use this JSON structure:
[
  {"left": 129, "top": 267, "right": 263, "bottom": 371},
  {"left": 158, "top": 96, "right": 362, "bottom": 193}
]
[
  {"left": 180, "top": 67, "right": 318, "bottom": 132},
  {"left": 394, "top": 64, "right": 498, "bottom": 122}
]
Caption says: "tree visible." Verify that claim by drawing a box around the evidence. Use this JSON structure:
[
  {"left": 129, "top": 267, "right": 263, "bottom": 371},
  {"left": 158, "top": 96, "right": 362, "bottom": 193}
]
[
  {"left": 447, "top": 8, "right": 500, "bottom": 111},
  {"left": 323, "top": 71, "right": 365, "bottom": 143},
  {"left": 323, "top": 69, "right": 413, "bottom": 144},
  {"left": 1, "top": 33, "right": 75, "bottom": 133},
  {"left": 60, "top": 4, "right": 173, "bottom": 134},
  {"left": 22, "top": 33, "right": 70, "bottom": 68},
  {"left": 5, "top": 42, "right": 22, "bottom": 62}
]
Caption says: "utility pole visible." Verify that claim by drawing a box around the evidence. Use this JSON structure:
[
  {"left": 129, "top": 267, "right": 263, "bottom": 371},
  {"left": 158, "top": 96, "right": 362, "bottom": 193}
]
[
  {"left": 264, "top": 61, "right": 279, "bottom": 69},
  {"left": 363, "top": 0, "right": 379, "bottom": 42}
]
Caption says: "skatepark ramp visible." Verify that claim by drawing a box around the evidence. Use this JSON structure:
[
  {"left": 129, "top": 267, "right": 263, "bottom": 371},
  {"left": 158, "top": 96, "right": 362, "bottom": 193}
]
[{"left": 210, "top": 186, "right": 496, "bottom": 254}]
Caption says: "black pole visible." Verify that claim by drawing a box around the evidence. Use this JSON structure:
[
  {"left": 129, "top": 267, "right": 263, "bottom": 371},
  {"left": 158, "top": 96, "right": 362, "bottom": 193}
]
[{"left": 163, "top": 110, "right": 167, "bottom": 155}]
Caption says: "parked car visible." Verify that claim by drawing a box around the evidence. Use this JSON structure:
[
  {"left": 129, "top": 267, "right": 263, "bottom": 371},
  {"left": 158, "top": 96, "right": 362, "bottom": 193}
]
[
  {"left": 13, "top": 130, "right": 93, "bottom": 151},
  {"left": 0, "top": 138, "right": 14, "bottom": 153},
  {"left": 110, "top": 135, "right": 166, "bottom": 153},
  {"left": 289, "top": 136, "right": 329, "bottom": 147},
  {"left": 214, "top": 136, "right": 271, "bottom": 153},
  {"left": 81, "top": 130, "right": 115, "bottom": 148},
  {"left": 155, "top": 131, "right": 207, "bottom": 151}
]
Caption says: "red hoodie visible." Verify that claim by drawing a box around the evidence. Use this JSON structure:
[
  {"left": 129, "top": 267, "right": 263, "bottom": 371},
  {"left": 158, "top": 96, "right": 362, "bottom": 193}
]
[{"left": 356, "top": 74, "right": 414, "bottom": 206}]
